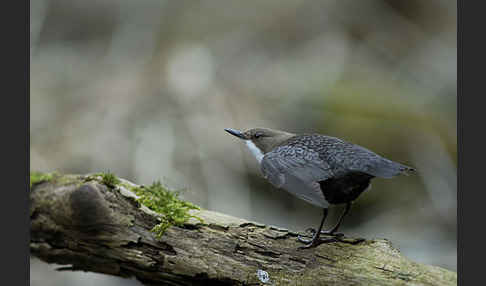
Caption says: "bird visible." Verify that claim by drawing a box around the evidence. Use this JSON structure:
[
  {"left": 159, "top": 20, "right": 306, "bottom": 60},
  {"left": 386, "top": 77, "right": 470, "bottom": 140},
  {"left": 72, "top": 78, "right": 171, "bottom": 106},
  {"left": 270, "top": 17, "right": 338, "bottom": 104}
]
[{"left": 224, "top": 127, "right": 415, "bottom": 248}]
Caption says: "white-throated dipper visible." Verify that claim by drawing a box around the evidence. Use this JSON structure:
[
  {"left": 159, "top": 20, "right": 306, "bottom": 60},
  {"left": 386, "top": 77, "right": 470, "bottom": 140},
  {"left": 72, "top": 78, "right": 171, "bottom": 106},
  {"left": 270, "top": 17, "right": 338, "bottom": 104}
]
[{"left": 225, "top": 127, "right": 415, "bottom": 248}]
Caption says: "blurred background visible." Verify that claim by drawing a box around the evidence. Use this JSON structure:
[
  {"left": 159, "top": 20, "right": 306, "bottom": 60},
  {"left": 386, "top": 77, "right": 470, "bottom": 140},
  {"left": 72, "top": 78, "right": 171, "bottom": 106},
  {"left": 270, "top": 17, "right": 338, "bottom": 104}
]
[{"left": 30, "top": 0, "right": 457, "bottom": 285}]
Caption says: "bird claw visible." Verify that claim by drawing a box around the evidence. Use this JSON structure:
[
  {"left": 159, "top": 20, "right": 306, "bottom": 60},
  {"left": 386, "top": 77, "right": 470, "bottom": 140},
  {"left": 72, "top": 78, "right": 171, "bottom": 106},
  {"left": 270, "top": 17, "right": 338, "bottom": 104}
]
[
  {"left": 297, "top": 228, "right": 348, "bottom": 249},
  {"left": 301, "top": 228, "right": 344, "bottom": 238},
  {"left": 297, "top": 235, "right": 312, "bottom": 244},
  {"left": 297, "top": 228, "right": 317, "bottom": 241},
  {"left": 297, "top": 228, "right": 341, "bottom": 249},
  {"left": 297, "top": 231, "right": 315, "bottom": 243},
  {"left": 305, "top": 228, "right": 317, "bottom": 235},
  {"left": 297, "top": 232, "right": 314, "bottom": 243},
  {"left": 298, "top": 237, "right": 339, "bottom": 249}
]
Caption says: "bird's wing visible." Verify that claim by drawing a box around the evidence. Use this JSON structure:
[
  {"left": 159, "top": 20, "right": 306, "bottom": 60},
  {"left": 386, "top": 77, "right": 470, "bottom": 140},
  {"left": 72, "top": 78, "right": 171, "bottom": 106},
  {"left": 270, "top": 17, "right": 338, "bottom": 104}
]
[
  {"left": 323, "top": 139, "right": 415, "bottom": 179},
  {"left": 260, "top": 146, "right": 332, "bottom": 207}
]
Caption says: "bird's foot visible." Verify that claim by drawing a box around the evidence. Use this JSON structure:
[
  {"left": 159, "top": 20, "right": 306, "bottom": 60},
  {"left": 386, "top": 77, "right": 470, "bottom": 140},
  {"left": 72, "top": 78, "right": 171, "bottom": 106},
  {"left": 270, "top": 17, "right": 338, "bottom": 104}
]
[
  {"left": 297, "top": 228, "right": 315, "bottom": 244},
  {"left": 297, "top": 228, "right": 339, "bottom": 249},
  {"left": 302, "top": 228, "right": 344, "bottom": 238},
  {"left": 298, "top": 237, "right": 338, "bottom": 249},
  {"left": 298, "top": 228, "right": 365, "bottom": 247}
]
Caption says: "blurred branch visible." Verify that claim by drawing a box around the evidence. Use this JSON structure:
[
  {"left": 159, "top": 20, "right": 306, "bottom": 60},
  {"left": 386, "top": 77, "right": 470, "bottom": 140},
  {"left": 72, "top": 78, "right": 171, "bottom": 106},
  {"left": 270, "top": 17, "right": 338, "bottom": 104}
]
[{"left": 30, "top": 173, "right": 456, "bottom": 286}]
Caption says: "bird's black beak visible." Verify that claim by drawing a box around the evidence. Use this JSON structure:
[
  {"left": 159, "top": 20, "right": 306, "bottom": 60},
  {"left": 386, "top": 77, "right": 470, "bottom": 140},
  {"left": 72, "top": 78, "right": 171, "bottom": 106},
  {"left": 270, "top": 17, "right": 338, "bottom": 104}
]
[{"left": 224, "top": 128, "right": 246, "bottom": 139}]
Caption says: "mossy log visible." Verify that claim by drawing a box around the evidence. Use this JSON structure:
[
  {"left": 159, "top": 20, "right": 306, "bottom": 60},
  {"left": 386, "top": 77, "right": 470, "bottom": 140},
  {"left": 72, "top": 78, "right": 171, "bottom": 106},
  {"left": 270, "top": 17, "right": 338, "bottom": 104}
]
[{"left": 30, "top": 173, "right": 457, "bottom": 286}]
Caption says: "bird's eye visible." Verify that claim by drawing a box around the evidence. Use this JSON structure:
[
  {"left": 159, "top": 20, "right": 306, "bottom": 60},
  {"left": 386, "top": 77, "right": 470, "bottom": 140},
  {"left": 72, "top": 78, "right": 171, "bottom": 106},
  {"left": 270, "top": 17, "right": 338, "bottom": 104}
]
[{"left": 254, "top": 132, "right": 263, "bottom": 138}]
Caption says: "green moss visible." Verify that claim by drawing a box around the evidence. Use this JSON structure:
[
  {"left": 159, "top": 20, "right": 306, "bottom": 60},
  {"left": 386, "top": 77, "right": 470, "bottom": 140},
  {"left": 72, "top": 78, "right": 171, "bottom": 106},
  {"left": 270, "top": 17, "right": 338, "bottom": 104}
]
[
  {"left": 100, "top": 171, "right": 120, "bottom": 188},
  {"left": 133, "top": 181, "right": 202, "bottom": 238},
  {"left": 30, "top": 172, "right": 56, "bottom": 188}
]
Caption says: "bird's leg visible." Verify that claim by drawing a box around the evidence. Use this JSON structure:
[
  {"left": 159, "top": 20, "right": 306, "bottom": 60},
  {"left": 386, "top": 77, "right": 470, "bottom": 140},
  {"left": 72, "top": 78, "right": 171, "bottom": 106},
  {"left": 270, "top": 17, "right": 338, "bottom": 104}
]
[
  {"left": 298, "top": 208, "right": 335, "bottom": 248},
  {"left": 320, "top": 202, "right": 351, "bottom": 236}
]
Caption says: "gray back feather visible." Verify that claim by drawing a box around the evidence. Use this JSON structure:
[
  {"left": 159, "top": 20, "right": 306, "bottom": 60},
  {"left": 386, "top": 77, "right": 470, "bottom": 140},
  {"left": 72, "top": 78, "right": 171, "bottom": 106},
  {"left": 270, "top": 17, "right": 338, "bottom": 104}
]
[
  {"left": 259, "top": 134, "right": 414, "bottom": 207},
  {"left": 316, "top": 137, "right": 414, "bottom": 178}
]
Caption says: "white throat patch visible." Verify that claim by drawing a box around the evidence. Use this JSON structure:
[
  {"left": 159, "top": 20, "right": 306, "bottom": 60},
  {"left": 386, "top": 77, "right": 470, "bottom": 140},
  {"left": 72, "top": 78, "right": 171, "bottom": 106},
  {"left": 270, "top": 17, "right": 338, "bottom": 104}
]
[{"left": 245, "top": 140, "right": 264, "bottom": 163}]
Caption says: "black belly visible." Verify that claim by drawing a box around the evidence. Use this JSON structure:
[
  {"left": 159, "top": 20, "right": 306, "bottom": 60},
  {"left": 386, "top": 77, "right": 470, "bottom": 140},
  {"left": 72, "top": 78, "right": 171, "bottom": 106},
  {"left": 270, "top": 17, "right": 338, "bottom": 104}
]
[{"left": 319, "top": 172, "right": 374, "bottom": 204}]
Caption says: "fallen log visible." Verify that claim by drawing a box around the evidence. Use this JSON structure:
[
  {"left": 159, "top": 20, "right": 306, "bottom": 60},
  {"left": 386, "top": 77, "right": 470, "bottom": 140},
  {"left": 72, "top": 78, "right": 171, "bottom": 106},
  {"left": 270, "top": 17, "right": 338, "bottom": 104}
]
[{"left": 30, "top": 173, "right": 457, "bottom": 285}]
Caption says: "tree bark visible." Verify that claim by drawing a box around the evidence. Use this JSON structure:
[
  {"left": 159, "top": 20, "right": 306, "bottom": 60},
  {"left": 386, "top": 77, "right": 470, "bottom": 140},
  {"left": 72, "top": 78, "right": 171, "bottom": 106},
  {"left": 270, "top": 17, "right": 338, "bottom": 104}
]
[{"left": 30, "top": 174, "right": 457, "bottom": 286}]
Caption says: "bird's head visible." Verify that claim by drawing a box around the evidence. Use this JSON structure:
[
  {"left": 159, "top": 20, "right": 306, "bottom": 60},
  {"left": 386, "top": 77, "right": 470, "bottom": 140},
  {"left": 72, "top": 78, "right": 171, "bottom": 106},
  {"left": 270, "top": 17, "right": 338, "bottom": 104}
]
[{"left": 224, "top": 127, "right": 295, "bottom": 154}]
